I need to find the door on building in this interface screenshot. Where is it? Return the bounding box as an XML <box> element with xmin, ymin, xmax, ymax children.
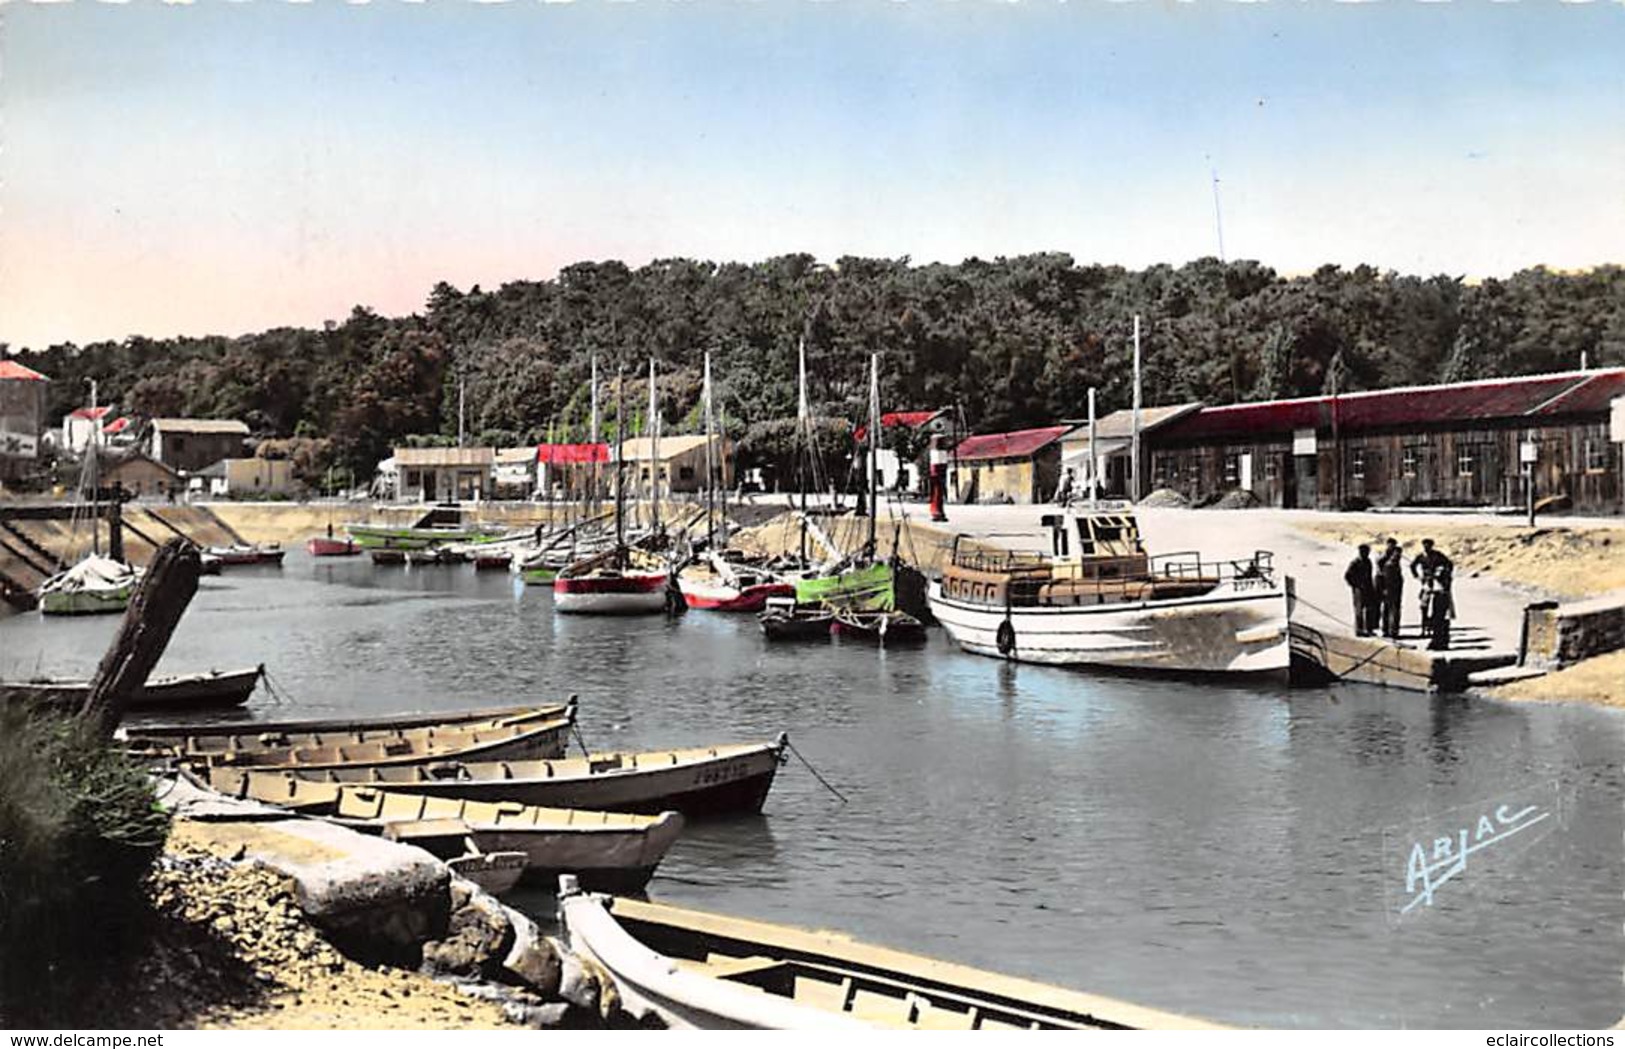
<box><xmin>1239</xmin><ymin>453</ymin><xmax>1254</xmax><ymax>493</ymax></box>
<box><xmin>1294</xmin><ymin>455</ymin><xmax>1318</xmax><ymax>509</ymax></box>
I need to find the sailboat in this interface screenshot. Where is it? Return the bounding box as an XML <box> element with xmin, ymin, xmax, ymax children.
<box><xmin>553</xmin><ymin>364</ymin><xmax>673</xmax><ymax>615</ymax></box>
<box><xmin>39</xmin><ymin>385</ymin><xmax>141</xmax><ymax>615</ymax></box>
<box><xmin>679</xmin><ymin>352</ymin><xmax>795</xmax><ymax>612</ymax></box>
<box><xmin>789</xmin><ymin>352</ymin><xmax>897</xmax><ymax>612</ymax></box>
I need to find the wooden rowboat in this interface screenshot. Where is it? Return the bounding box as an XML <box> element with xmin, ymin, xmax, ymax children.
<box><xmin>557</xmin><ymin>880</ymin><xmax>1226</xmax><ymax>1030</ymax></box>
<box><xmin>758</xmin><ymin>599</ymin><xmax>834</xmax><ymax>642</ymax></box>
<box><xmin>126</xmin><ymin>700</ymin><xmax>572</xmax><ymax>741</ymax></box>
<box><xmin>830</xmin><ymin>609</ymin><xmax>928</xmax><ymax>646</ymax></box>
<box><xmin>148</xmin><ymin>703</ymin><xmax>577</xmax><ymax>770</ymax></box>
<box><xmin>211</xmin><ymin>735</ymin><xmax>788</xmax><ymax>818</ymax></box>
<box><xmin>213</xmin><ymin>774</ymin><xmax>683</xmax><ymax>893</ymax></box>
<box><xmin>2</xmin><ymin>665</ymin><xmax>263</xmax><ymax>712</ymax></box>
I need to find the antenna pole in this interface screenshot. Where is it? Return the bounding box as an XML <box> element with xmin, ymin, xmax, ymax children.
<box><xmin>1210</xmin><ymin>167</ymin><xmax>1227</xmax><ymax>262</ymax></box>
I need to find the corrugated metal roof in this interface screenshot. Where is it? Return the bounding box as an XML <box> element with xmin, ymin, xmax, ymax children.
<box><xmin>954</xmin><ymin>425</ymin><xmax>1070</xmax><ymax>462</ymax></box>
<box><xmin>537</xmin><ymin>443</ymin><xmax>610</xmax><ymax>464</ymax></box>
<box><xmin>1155</xmin><ymin>369</ymin><xmax>1625</xmax><ymax>443</ymax></box>
<box><xmin>1061</xmin><ymin>403</ymin><xmax>1202</xmax><ymax>442</ymax></box>
<box><xmin>0</xmin><ymin>360</ymin><xmax>48</xmax><ymax>382</ymax></box>
<box><xmin>69</xmin><ymin>406</ymin><xmax>113</xmax><ymax>420</ymax></box>
<box><xmin>151</xmin><ymin>418</ymin><xmax>251</xmax><ymax>435</ymax></box>
<box><xmin>494</xmin><ymin>446</ymin><xmax>539</xmax><ymax>464</ymax></box>
<box><xmin>393</xmin><ymin>446</ymin><xmax>495</xmax><ymax>467</ymax></box>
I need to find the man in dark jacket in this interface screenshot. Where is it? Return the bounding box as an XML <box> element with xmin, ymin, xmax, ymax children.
<box><xmin>1377</xmin><ymin>538</ymin><xmax>1405</xmax><ymax>639</ymax></box>
<box><xmin>1410</xmin><ymin>538</ymin><xmax>1455</xmax><ymax>649</ymax></box>
<box><xmin>1344</xmin><ymin>543</ymin><xmax>1377</xmax><ymax>637</ymax></box>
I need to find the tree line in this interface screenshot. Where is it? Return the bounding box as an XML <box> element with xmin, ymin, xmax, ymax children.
<box><xmin>8</xmin><ymin>255</ymin><xmax>1624</xmax><ymax>488</ymax></box>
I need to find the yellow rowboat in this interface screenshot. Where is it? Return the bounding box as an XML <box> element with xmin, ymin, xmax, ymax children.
<box><xmin>124</xmin><ymin>700</ymin><xmax>574</xmax><ymax>748</ymax></box>
<box><xmin>212</xmin><ymin>772</ymin><xmax>682</xmax><ymax>893</ymax></box>
<box><xmin>213</xmin><ymin>736</ymin><xmax>788</xmax><ymax>818</ymax></box>
<box><xmin>557</xmin><ymin>879</ymin><xmax>1226</xmax><ymax>1030</ymax></box>
<box><xmin>128</xmin><ymin>701</ymin><xmax>575</xmax><ymax>763</ymax></box>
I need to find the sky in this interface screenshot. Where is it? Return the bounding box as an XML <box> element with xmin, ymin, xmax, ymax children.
<box><xmin>2</xmin><ymin>0</ymin><xmax>1623</xmax><ymax>350</ymax></box>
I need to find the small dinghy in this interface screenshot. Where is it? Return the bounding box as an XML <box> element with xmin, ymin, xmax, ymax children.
<box><xmin>207</xmin><ymin>543</ymin><xmax>286</xmax><ymax>566</ymax></box>
<box><xmin>830</xmin><ymin>608</ymin><xmax>928</xmax><ymax>646</ymax></box>
<box><xmin>758</xmin><ymin>597</ymin><xmax>834</xmax><ymax>641</ymax></box>
<box><xmin>3</xmin><ymin>665</ymin><xmax>263</xmax><ymax>712</ymax></box>
<box><xmin>38</xmin><ymin>554</ymin><xmax>141</xmax><ymax>616</ymax></box>
<box><xmin>214</xmin><ymin>735</ymin><xmax>789</xmax><ymax>818</ymax></box>
<box><xmin>557</xmin><ymin>880</ymin><xmax>1226</xmax><ymax>1030</ymax></box>
<box><xmin>307</xmin><ymin>536</ymin><xmax>361</xmax><ymax>557</ymax></box>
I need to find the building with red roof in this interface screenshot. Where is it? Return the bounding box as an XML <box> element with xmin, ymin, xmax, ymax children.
<box><xmin>951</xmin><ymin>425</ymin><xmax>1071</xmax><ymax>505</ymax></box>
<box><xmin>1145</xmin><ymin>368</ymin><xmax>1625</xmax><ymax>513</ymax></box>
<box><xmin>0</xmin><ymin>359</ymin><xmax>49</xmax><ymax>482</ymax></box>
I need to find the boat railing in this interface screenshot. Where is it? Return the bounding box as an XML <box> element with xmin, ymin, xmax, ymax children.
<box><xmin>1150</xmin><ymin>550</ymin><xmax>1276</xmax><ymax>587</ymax></box>
<box><xmin>948</xmin><ymin>537</ymin><xmax>1051</xmax><ymax>574</ymax></box>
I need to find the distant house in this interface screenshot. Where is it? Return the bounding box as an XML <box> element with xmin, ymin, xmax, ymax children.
<box><xmin>494</xmin><ymin>447</ymin><xmax>540</xmax><ymax>498</ymax></box>
<box><xmin>536</xmin><ymin>443</ymin><xmax>610</xmax><ymax>501</ymax></box>
<box><xmin>1058</xmin><ymin>403</ymin><xmax>1202</xmax><ymax>499</ymax></box>
<box><xmin>854</xmin><ymin>409</ymin><xmax>956</xmax><ymax>493</ymax></box>
<box><xmin>951</xmin><ymin>425</ymin><xmax>1070</xmax><ymax>505</ymax></box>
<box><xmin>148</xmin><ymin>418</ymin><xmax>251</xmax><ymax>473</ymax></box>
<box><xmin>99</xmin><ymin>451</ymin><xmax>181</xmax><ymax>500</ymax></box>
<box><xmin>1145</xmin><ymin>368</ymin><xmax>1625</xmax><ymax>513</ymax></box>
<box><xmin>0</xmin><ymin>359</ymin><xmax>48</xmax><ymax>482</ymax></box>
<box><xmin>192</xmin><ymin>458</ymin><xmax>295</xmax><ymax>498</ymax></box>
<box><xmin>62</xmin><ymin>405</ymin><xmax>113</xmax><ymax>455</ymax></box>
<box><xmin>618</xmin><ymin>434</ymin><xmax>731</xmax><ymax>496</ymax></box>
<box><xmin>394</xmin><ymin>446</ymin><xmax>495</xmax><ymax>502</ymax></box>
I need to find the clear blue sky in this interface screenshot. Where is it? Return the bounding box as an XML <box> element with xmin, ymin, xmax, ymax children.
<box><xmin>2</xmin><ymin>1</ymin><xmax>1622</xmax><ymax>350</ymax></box>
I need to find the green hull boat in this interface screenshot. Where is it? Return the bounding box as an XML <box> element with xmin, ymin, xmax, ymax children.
<box><xmin>793</xmin><ymin>561</ymin><xmax>894</xmax><ymax>611</ymax></box>
<box><xmin>345</xmin><ymin>523</ymin><xmax>505</xmax><ymax>551</ymax></box>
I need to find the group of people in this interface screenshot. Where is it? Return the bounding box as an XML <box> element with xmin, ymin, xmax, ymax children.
<box><xmin>1344</xmin><ymin>537</ymin><xmax>1456</xmax><ymax>650</ymax></box>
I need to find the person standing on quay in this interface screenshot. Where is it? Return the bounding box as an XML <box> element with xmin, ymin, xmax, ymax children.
<box><xmin>1377</xmin><ymin>537</ymin><xmax>1405</xmax><ymax>640</ymax></box>
<box><xmin>1410</xmin><ymin>538</ymin><xmax>1455</xmax><ymax>650</ymax></box>
<box><xmin>1344</xmin><ymin>543</ymin><xmax>1377</xmax><ymax>637</ymax></box>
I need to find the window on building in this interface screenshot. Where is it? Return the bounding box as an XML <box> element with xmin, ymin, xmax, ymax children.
<box><xmin>1350</xmin><ymin>449</ymin><xmax>1366</xmax><ymax>481</ymax></box>
<box><xmin>1402</xmin><ymin>446</ymin><xmax>1420</xmax><ymax>479</ymax></box>
<box><xmin>1223</xmin><ymin>454</ymin><xmax>1239</xmax><ymax>485</ymax></box>
<box><xmin>678</xmin><ymin>466</ymin><xmax>695</xmax><ymax>481</ymax></box>
<box><xmin>173</xmin><ymin>436</ymin><xmax>186</xmax><ymax>453</ymax></box>
<box><xmin>1585</xmin><ymin>439</ymin><xmax>1609</xmax><ymax>474</ymax></box>
<box><xmin>1154</xmin><ymin>456</ymin><xmax>1174</xmax><ymax>485</ymax></box>
<box><xmin>1264</xmin><ymin>455</ymin><xmax>1279</xmax><ymax>481</ymax></box>
<box><xmin>1457</xmin><ymin>445</ymin><xmax>1480</xmax><ymax>477</ymax></box>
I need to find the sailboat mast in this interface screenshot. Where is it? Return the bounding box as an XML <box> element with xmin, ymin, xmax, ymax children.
<box><xmin>648</xmin><ymin>358</ymin><xmax>661</xmax><ymax>533</ymax></box>
<box><xmin>867</xmin><ymin>352</ymin><xmax>879</xmax><ymax>556</ymax></box>
<box><xmin>703</xmin><ymin>352</ymin><xmax>715</xmax><ymax>549</ymax></box>
<box><xmin>89</xmin><ymin>379</ymin><xmax>100</xmax><ymax>556</ymax></box>
<box><xmin>590</xmin><ymin>356</ymin><xmax>600</xmax><ymax>517</ymax></box>
<box><xmin>614</xmin><ymin>369</ymin><xmax>626</xmax><ymax>553</ymax></box>
<box><xmin>797</xmin><ymin>338</ymin><xmax>809</xmax><ymax>563</ymax></box>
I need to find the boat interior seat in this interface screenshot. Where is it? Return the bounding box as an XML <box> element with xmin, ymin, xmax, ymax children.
<box><xmin>792</xmin><ymin>975</ymin><xmax>852</xmax><ymax>1012</ymax></box>
<box><xmin>590</xmin><ymin>757</ymin><xmax>625</xmax><ymax>773</ymax></box>
<box><xmin>850</xmin><ymin>988</ymin><xmax>913</xmax><ymax>1026</ymax></box>
<box><xmin>913</xmin><ymin>1002</ymin><xmax>977</xmax><ymax>1030</ymax></box>
<box><xmin>684</xmin><ymin>953</ymin><xmax>783</xmax><ymax>981</ymax></box>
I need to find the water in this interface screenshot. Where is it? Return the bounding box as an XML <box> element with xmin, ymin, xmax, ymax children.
<box><xmin>3</xmin><ymin>552</ymin><xmax>1621</xmax><ymax>1028</ymax></box>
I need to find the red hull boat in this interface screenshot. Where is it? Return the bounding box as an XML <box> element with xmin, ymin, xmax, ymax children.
<box><xmin>307</xmin><ymin>536</ymin><xmax>361</xmax><ymax>557</ymax></box>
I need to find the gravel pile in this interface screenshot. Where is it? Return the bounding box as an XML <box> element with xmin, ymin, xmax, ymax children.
<box><xmin>1138</xmin><ymin>487</ymin><xmax>1191</xmax><ymax>508</ymax></box>
<box><xmin>1210</xmin><ymin>489</ymin><xmax>1263</xmax><ymax>510</ymax></box>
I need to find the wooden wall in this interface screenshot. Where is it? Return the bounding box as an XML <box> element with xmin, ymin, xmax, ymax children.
<box><xmin>1147</xmin><ymin>419</ymin><xmax>1621</xmax><ymax>514</ymax></box>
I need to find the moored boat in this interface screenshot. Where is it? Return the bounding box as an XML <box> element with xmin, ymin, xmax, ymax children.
<box><xmin>212</xmin><ymin>735</ymin><xmax>789</xmax><ymax>817</ymax></box>
<box><xmin>370</xmin><ymin>548</ymin><xmax>407</xmax><ymax>565</ymax></box>
<box><xmin>206</xmin><ymin>543</ymin><xmax>286</xmax><ymax>566</ymax></box>
<box><xmin>554</xmin><ymin>545</ymin><xmax>671</xmax><ymax>615</ymax></box>
<box><xmin>151</xmin><ymin>703</ymin><xmax>577</xmax><ymax>770</ymax></box>
<box><xmin>2</xmin><ymin>664</ymin><xmax>263</xmax><ymax>712</ymax></box>
<box><xmin>758</xmin><ymin>598</ymin><xmax>834</xmax><ymax>641</ymax></box>
<box><xmin>472</xmin><ymin>551</ymin><xmax>512</xmax><ymax>571</ymax></box>
<box><xmin>679</xmin><ymin>553</ymin><xmax>794</xmax><ymax>612</ymax></box>
<box><xmin>830</xmin><ymin>608</ymin><xmax>927</xmax><ymax>645</ymax></box>
<box><xmin>557</xmin><ymin>879</ymin><xmax>1224</xmax><ymax>1030</ymax></box>
<box><xmin>307</xmin><ymin>536</ymin><xmax>361</xmax><ymax>557</ymax></box>
<box><xmin>38</xmin><ymin>554</ymin><xmax>141</xmax><ymax>616</ymax></box>
<box><xmin>125</xmin><ymin>699</ymin><xmax>573</xmax><ymax>742</ymax></box>
<box><xmin>927</xmin><ymin>510</ymin><xmax>1289</xmax><ymax>676</ymax></box>
<box><xmin>345</xmin><ymin>522</ymin><xmax>506</xmax><ymax>551</ymax></box>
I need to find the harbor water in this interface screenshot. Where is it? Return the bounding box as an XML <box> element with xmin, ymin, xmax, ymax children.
<box><xmin>3</xmin><ymin>552</ymin><xmax>1620</xmax><ymax>1028</ymax></box>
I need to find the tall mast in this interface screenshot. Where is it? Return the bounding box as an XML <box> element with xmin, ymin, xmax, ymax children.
<box><xmin>1087</xmin><ymin>386</ymin><xmax>1098</xmax><ymax>510</ymax></box>
<box><xmin>797</xmin><ymin>337</ymin><xmax>810</xmax><ymax>563</ymax></box>
<box><xmin>648</xmin><ymin>357</ymin><xmax>661</xmax><ymax>533</ymax></box>
<box><xmin>614</xmin><ymin>369</ymin><xmax>626</xmax><ymax>554</ymax></box>
<box><xmin>89</xmin><ymin>379</ymin><xmax>100</xmax><ymax>556</ymax></box>
<box><xmin>544</xmin><ymin>418</ymin><xmax>554</xmax><ymax>524</ymax></box>
<box><xmin>703</xmin><ymin>351</ymin><xmax>715</xmax><ymax>549</ymax></box>
<box><xmin>866</xmin><ymin>352</ymin><xmax>879</xmax><ymax>557</ymax></box>
<box><xmin>589</xmin><ymin>356</ymin><xmax>600</xmax><ymax>516</ymax></box>
<box><xmin>1131</xmin><ymin>314</ymin><xmax>1142</xmax><ymax>505</ymax></box>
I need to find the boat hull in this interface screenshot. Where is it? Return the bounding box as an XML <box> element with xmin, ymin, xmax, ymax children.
<box><xmin>38</xmin><ymin>585</ymin><xmax>133</xmax><ymax>616</ymax></box>
<box><xmin>306</xmin><ymin>743</ymin><xmax>785</xmax><ymax>818</ymax></box>
<box><xmin>2</xmin><ymin>666</ymin><xmax>262</xmax><ymax>711</ymax></box>
<box><xmin>681</xmin><ymin>579</ymin><xmax>795</xmax><ymax>612</ymax></box>
<box><xmin>554</xmin><ymin>573</ymin><xmax>669</xmax><ymax>614</ymax></box>
<box><xmin>306</xmin><ymin>537</ymin><xmax>360</xmax><ymax>557</ymax></box>
<box><xmin>927</xmin><ymin>580</ymin><xmax>1290</xmax><ymax>675</ymax></box>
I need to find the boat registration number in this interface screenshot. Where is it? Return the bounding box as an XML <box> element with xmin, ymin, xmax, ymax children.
<box><xmin>694</xmin><ymin>759</ymin><xmax>751</xmax><ymax>787</ymax></box>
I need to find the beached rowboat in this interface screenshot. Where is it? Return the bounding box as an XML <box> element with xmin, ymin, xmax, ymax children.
<box><xmin>2</xmin><ymin>665</ymin><xmax>263</xmax><ymax>712</ymax></box>
<box><xmin>126</xmin><ymin>700</ymin><xmax>572</xmax><ymax>742</ymax></box>
<box><xmin>149</xmin><ymin>703</ymin><xmax>576</xmax><ymax>770</ymax></box>
<box><xmin>211</xmin><ymin>735</ymin><xmax>788</xmax><ymax>818</ymax></box>
<box><xmin>557</xmin><ymin>880</ymin><xmax>1226</xmax><ymax>1030</ymax></box>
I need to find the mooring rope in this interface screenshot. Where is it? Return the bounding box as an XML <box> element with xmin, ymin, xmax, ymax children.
<box><xmin>260</xmin><ymin>667</ymin><xmax>299</xmax><ymax>708</ymax></box>
<box><xmin>571</xmin><ymin>721</ymin><xmax>592</xmax><ymax>758</ymax></box>
<box><xmin>784</xmin><ymin>737</ymin><xmax>849</xmax><ymax>804</ymax></box>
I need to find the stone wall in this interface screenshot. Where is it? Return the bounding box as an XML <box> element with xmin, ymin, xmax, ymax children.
<box><xmin>1521</xmin><ymin>591</ymin><xmax>1625</xmax><ymax>669</ymax></box>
